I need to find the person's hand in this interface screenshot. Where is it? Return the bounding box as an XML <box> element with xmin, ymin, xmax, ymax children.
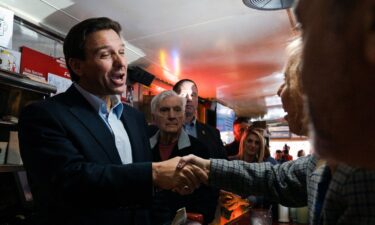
<box><xmin>172</xmin><ymin>163</ymin><xmax>207</xmax><ymax>195</ymax></box>
<box><xmin>220</xmin><ymin>190</ymin><xmax>250</xmax><ymax>211</ymax></box>
<box><xmin>179</xmin><ymin>154</ymin><xmax>211</xmax><ymax>184</ymax></box>
<box><xmin>152</xmin><ymin>157</ymin><xmax>201</xmax><ymax>195</ymax></box>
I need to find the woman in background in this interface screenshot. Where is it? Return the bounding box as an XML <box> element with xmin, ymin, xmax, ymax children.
<box><xmin>218</xmin><ymin>128</ymin><xmax>271</xmax><ymax>224</ymax></box>
<box><xmin>234</xmin><ymin>128</ymin><xmax>265</xmax><ymax>163</ymax></box>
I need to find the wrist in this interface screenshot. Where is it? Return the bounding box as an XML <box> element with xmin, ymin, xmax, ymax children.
<box><xmin>205</xmin><ymin>159</ymin><xmax>211</xmax><ymax>173</ymax></box>
<box><xmin>152</xmin><ymin>162</ymin><xmax>161</xmax><ymax>187</ymax></box>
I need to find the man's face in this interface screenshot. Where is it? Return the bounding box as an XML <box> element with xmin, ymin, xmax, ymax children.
<box><xmin>72</xmin><ymin>29</ymin><xmax>127</xmax><ymax>98</ymax></box>
<box><xmin>177</xmin><ymin>81</ymin><xmax>198</xmax><ymax>119</ymax></box>
<box><xmin>233</xmin><ymin>122</ymin><xmax>249</xmax><ymax>142</ymax></box>
<box><xmin>296</xmin><ymin>0</ymin><xmax>375</xmax><ymax>167</ymax></box>
<box><xmin>153</xmin><ymin>96</ymin><xmax>185</xmax><ymax>134</ymax></box>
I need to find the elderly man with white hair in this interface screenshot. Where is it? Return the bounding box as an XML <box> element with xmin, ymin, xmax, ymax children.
<box><xmin>149</xmin><ymin>90</ymin><xmax>218</xmax><ymax>225</ymax></box>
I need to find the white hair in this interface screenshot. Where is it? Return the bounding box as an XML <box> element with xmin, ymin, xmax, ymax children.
<box><xmin>150</xmin><ymin>90</ymin><xmax>186</xmax><ymax>114</ymax></box>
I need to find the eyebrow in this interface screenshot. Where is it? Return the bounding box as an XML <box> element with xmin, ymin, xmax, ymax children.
<box><xmin>92</xmin><ymin>43</ymin><xmax>125</xmax><ymax>54</ymax></box>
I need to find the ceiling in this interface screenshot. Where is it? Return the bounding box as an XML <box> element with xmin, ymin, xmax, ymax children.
<box><xmin>0</xmin><ymin>0</ymin><xmax>295</xmax><ymax>119</ymax></box>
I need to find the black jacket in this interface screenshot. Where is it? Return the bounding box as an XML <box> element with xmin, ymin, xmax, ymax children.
<box><xmin>19</xmin><ymin>85</ymin><xmax>153</xmax><ymax>225</ymax></box>
<box><xmin>150</xmin><ymin>130</ymin><xmax>219</xmax><ymax>225</ymax></box>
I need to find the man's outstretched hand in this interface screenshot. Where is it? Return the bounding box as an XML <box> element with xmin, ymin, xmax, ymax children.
<box><xmin>152</xmin><ymin>155</ymin><xmax>211</xmax><ymax>195</ymax></box>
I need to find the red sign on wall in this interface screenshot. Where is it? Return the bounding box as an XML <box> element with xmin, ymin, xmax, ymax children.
<box><xmin>20</xmin><ymin>46</ymin><xmax>70</xmax><ymax>81</ymax></box>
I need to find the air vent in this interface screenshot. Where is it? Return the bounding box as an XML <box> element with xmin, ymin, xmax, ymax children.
<box><xmin>242</xmin><ymin>0</ymin><xmax>294</xmax><ymax>10</ymax></box>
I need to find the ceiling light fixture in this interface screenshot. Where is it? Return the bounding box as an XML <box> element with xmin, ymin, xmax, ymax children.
<box><xmin>242</xmin><ymin>0</ymin><xmax>294</xmax><ymax>10</ymax></box>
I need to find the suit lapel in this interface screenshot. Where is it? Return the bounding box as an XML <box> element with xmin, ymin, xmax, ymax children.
<box><xmin>66</xmin><ymin>86</ymin><xmax>121</xmax><ymax>164</ymax></box>
<box><xmin>196</xmin><ymin>122</ymin><xmax>207</xmax><ymax>140</ymax></box>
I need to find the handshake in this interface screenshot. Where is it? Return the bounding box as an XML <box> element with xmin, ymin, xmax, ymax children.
<box><xmin>152</xmin><ymin>155</ymin><xmax>211</xmax><ymax>195</ymax></box>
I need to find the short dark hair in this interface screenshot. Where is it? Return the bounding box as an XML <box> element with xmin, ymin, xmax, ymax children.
<box><xmin>233</xmin><ymin>117</ymin><xmax>249</xmax><ymax>126</ymax></box>
<box><xmin>173</xmin><ymin>79</ymin><xmax>197</xmax><ymax>94</ymax></box>
<box><xmin>63</xmin><ymin>17</ymin><xmax>122</xmax><ymax>82</ymax></box>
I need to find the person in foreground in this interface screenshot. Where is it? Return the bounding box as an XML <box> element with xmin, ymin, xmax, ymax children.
<box><xmin>180</xmin><ymin>35</ymin><xmax>375</xmax><ymax>225</ymax></box>
<box><xmin>18</xmin><ymin>17</ymin><xmax>199</xmax><ymax>225</ymax></box>
<box><xmin>150</xmin><ymin>90</ymin><xmax>218</xmax><ymax>225</ymax></box>
<box><xmin>295</xmin><ymin>0</ymin><xmax>375</xmax><ymax>169</ymax></box>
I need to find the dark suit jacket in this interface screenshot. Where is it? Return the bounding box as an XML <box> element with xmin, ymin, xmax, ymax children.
<box><xmin>18</xmin><ymin>86</ymin><xmax>153</xmax><ymax>225</ymax></box>
<box><xmin>224</xmin><ymin>140</ymin><xmax>240</xmax><ymax>158</ymax></box>
<box><xmin>195</xmin><ymin>121</ymin><xmax>227</xmax><ymax>159</ymax></box>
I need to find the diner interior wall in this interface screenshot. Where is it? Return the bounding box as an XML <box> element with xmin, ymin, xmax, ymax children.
<box><xmin>12</xmin><ymin>18</ymin><xmax>64</xmax><ymax>58</ymax></box>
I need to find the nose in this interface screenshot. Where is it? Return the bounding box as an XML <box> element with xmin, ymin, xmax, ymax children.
<box><xmin>113</xmin><ymin>53</ymin><xmax>127</xmax><ymax>69</ymax></box>
<box><xmin>180</xmin><ymin>93</ymin><xmax>192</xmax><ymax>101</ymax></box>
<box><xmin>168</xmin><ymin>109</ymin><xmax>177</xmax><ymax>118</ymax></box>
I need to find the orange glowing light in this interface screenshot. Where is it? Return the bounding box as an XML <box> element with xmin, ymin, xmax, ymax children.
<box><xmin>159</xmin><ymin>49</ymin><xmax>180</xmax><ymax>83</ymax></box>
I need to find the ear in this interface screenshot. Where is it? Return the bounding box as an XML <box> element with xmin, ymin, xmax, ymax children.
<box><xmin>364</xmin><ymin>3</ymin><xmax>375</xmax><ymax>64</ymax></box>
<box><xmin>68</xmin><ymin>58</ymin><xmax>83</xmax><ymax>77</ymax></box>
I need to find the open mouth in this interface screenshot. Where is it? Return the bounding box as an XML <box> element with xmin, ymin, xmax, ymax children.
<box><xmin>110</xmin><ymin>73</ymin><xmax>125</xmax><ymax>85</ymax></box>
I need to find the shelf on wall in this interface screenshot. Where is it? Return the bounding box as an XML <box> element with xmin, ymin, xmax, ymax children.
<box><xmin>0</xmin><ymin>120</ymin><xmax>17</xmax><ymax>127</ymax></box>
<box><xmin>0</xmin><ymin>165</ymin><xmax>24</xmax><ymax>173</ymax></box>
<box><xmin>0</xmin><ymin>68</ymin><xmax>57</xmax><ymax>95</ymax></box>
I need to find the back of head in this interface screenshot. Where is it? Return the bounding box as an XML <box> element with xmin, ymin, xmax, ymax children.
<box><xmin>283</xmin><ymin>36</ymin><xmax>308</xmax><ymax>136</ymax></box>
<box><xmin>295</xmin><ymin>0</ymin><xmax>375</xmax><ymax>168</ymax></box>
<box><xmin>233</xmin><ymin>117</ymin><xmax>249</xmax><ymax>126</ymax></box>
<box><xmin>63</xmin><ymin>17</ymin><xmax>122</xmax><ymax>83</ymax></box>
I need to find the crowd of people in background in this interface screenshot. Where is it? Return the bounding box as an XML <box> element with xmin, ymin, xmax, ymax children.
<box><xmin>226</xmin><ymin>118</ymin><xmax>305</xmax><ymax>165</ymax></box>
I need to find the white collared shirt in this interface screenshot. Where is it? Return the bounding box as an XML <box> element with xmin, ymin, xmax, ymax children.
<box><xmin>74</xmin><ymin>83</ymin><xmax>133</xmax><ymax>164</ymax></box>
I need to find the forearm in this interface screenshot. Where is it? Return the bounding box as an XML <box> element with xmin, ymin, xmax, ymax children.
<box><xmin>209</xmin><ymin>156</ymin><xmax>312</xmax><ymax>206</ymax></box>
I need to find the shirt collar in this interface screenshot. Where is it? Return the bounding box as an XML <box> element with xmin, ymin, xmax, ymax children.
<box><xmin>149</xmin><ymin>129</ymin><xmax>191</xmax><ymax>150</ymax></box>
<box><xmin>185</xmin><ymin>117</ymin><xmax>197</xmax><ymax>127</ymax></box>
<box><xmin>74</xmin><ymin>83</ymin><xmax>123</xmax><ymax>119</ymax></box>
